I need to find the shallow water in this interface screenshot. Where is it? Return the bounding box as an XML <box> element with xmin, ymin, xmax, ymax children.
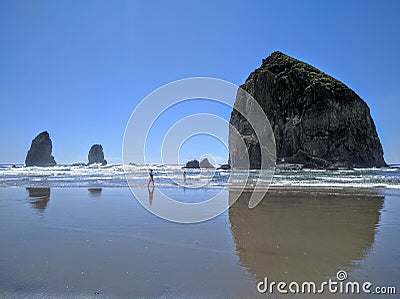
<box><xmin>1</xmin><ymin>164</ymin><xmax>400</xmax><ymax>189</ymax></box>
<box><xmin>0</xmin><ymin>187</ymin><xmax>399</xmax><ymax>298</ymax></box>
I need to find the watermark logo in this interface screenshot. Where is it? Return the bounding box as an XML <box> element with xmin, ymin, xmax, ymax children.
<box><xmin>257</xmin><ymin>270</ymin><xmax>396</xmax><ymax>295</ymax></box>
<box><xmin>122</xmin><ymin>77</ymin><xmax>276</xmax><ymax>223</ymax></box>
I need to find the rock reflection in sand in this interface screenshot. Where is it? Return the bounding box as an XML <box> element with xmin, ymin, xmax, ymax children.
<box><xmin>26</xmin><ymin>187</ymin><xmax>51</xmax><ymax>212</ymax></box>
<box><xmin>229</xmin><ymin>189</ymin><xmax>384</xmax><ymax>282</ymax></box>
<box><xmin>88</xmin><ymin>188</ymin><xmax>103</xmax><ymax>197</ymax></box>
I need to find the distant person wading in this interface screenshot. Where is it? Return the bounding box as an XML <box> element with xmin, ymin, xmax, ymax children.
<box><xmin>148</xmin><ymin>169</ymin><xmax>154</xmax><ymax>187</ymax></box>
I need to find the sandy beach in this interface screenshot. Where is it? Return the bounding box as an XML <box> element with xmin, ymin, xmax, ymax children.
<box><xmin>1</xmin><ymin>1</ymin><xmax>400</xmax><ymax>298</ymax></box>
<box><xmin>0</xmin><ymin>186</ymin><xmax>399</xmax><ymax>298</ymax></box>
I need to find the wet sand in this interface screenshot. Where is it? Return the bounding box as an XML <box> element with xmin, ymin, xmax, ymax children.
<box><xmin>0</xmin><ymin>187</ymin><xmax>399</xmax><ymax>298</ymax></box>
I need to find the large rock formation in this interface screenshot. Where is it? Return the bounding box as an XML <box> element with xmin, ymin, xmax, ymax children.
<box><xmin>229</xmin><ymin>51</ymin><xmax>387</xmax><ymax>168</ymax></box>
<box><xmin>88</xmin><ymin>144</ymin><xmax>107</xmax><ymax>165</ymax></box>
<box><xmin>25</xmin><ymin>131</ymin><xmax>57</xmax><ymax>167</ymax></box>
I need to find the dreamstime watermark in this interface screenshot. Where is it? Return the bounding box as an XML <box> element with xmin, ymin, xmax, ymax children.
<box><xmin>122</xmin><ymin>77</ymin><xmax>276</xmax><ymax>223</ymax></box>
<box><xmin>257</xmin><ymin>270</ymin><xmax>397</xmax><ymax>295</ymax></box>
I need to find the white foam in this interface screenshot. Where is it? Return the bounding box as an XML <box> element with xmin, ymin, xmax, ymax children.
<box><xmin>0</xmin><ymin>164</ymin><xmax>399</xmax><ymax>189</ymax></box>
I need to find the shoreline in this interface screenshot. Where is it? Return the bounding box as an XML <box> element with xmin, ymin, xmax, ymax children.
<box><xmin>1</xmin><ymin>163</ymin><xmax>399</xmax><ymax>190</ymax></box>
<box><xmin>0</xmin><ymin>186</ymin><xmax>399</xmax><ymax>297</ymax></box>
<box><xmin>2</xmin><ymin>184</ymin><xmax>398</xmax><ymax>192</ymax></box>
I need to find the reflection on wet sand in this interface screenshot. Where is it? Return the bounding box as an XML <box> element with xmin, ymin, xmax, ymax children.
<box><xmin>26</xmin><ymin>188</ymin><xmax>51</xmax><ymax>212</ymax></box>
<box><xmin>229</xmin><ymin>189</ymin><xmax>384</xmax><ymax>282</ymax></box>
<box><xmin>148</xmin><ymin>186</ymin><xmax>154</xmax><ymax>205</ymax></box>
<box><xmin>88</xmin><ymin>188</ymin><xmax>102</xmax><ymax>197</ymax></box>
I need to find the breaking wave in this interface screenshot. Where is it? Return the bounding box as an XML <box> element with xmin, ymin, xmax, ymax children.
<box><xmin>0</xmin><ymin>164</ymin><xmax>399</xmax><ymax>189</ymax></box>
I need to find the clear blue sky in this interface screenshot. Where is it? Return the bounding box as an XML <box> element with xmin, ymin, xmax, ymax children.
<box><xmin>1</xmin><ymin>0</ymin><xmax>399</xmax><ymax>164</ymax></box>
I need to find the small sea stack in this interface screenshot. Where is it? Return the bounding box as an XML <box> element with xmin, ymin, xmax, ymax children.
<box><xmin>88</xmin><ymin>144</ymin><xmax>107</xmax><ymax>165</ymax></box>
<box><xmin>217</xmin><ymin>164</ymin><xmax>231</xmax><ymax>170</ymax></box>
<box><xmin>183</xmin><ymin>159</ymin><xmax>200</xmax><ymax>169</ymax></box>
<box><xmin>199</xmin><ymin>158</ymin><xmax>215</xmax><ymax>168</ymax></box>
<box><xmin>25</xmin><ymin>131</ymin><xmax>57</xmax><ymax>167</ymax></box>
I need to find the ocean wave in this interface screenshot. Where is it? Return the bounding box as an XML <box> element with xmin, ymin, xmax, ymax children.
<box><xmin>0</xmin><ymin>164</ymin><xmax>399</xmax><ymax>189</ymax></box>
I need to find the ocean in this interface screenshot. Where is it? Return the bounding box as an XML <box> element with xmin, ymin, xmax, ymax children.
<box><xmin>1</xmin><ymin>163</ymin><xmax>399</xmax><ymax>189</ymax></box>
<box><xmin>1</xmin><ymin>164</ymin><xmax>399</xmax><ymax>298</ymax></box>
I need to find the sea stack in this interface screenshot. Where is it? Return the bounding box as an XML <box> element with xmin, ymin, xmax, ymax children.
<box><xmin>183</xmin><ymin>159</ymin><xmax>200</xmax><ymax>169</ymax></box>
<box><xmin>88</xmin><ymin>144</ymin><xmax>107</xmax><ymax>165</ymax></box>
<box><xmin>229</xmin><ymin>51</ymin><xmax>387</xmax><ymax>169</ymax></box>
<box><xmin>25</xmin><ymin>131</ymin><xmax>57</xmax><ymax>167</ymax></box>
<box><xmin>199</xmin><ymin>158</ymin><xmax>215</xmax><ymax>168</ymax></box>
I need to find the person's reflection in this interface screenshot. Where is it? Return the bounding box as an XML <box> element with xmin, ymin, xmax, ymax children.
<box><xmin>148</xmin><ymin>185</ymin><xmax>154</xmax><ymax>205</ymax></box>
<box><xmin>26</xmin><ymin>187</ymin><xmax>51</xmax><ymax>212</ymax></box>
<box><xmin>88</xmin><ymin>188</ymin><xmax>102</xmax><ymax>197</ymax></box>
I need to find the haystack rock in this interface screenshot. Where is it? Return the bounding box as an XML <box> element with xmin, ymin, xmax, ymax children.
<box><xmin>88</xmin><ymin>144</ymin><xmax>107</xmax><ymax>165</ymax></box>
<box><xmin>229</xmin><ymin>51</ymin><xmax>387</xmax><ymax>169</ymax></box>
<box><xmin>199</xmin><ymin>158</ymin><xmax>215</xmax><ymax>168</ymax></box>
<box><xmin>25</xmin><ymin>131</ymin><xmax>57</xmax><ymax>167</ymax></box>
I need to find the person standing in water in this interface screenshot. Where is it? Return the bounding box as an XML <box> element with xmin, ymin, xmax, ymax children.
<box><xmin>148</xmin><ymin>169</ymin><xmax>154</xmax><ymax>187</ymax></box>
<box><xmin>183</xmin><ymin>171</ymin><xmax>187</xmax><ymax>183</ymax></box>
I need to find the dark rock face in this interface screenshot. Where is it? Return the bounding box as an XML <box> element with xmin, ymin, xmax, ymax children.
<box><xmin>25</xmin><ymin>131</ymin><xmax>57</xmax><ymax>167</ymax></box>
<box><xmin>183</xmin><ymin>160</ymin><xmax>200</xmax><ymax>168</ymax></box>
<box><xmin>88</xmin><ymin>144</ymin><xmax>107</xmax><ymax>165</ymax></box>
<box><xmin>229</xmin><ymin>51</ymin><xmax>386</xmax><ymax>168</ymax></box>
<box><xmin>217</xmin><ymin>164</ymin><xmax>231</xmax><ymax>170</ymax></box>
<box><xmin>71</xmin><ymin>162</ymin><xmax>86</xmax><ymax>166</ymax></box>
<box><xmin>199</xmin><ymin>158</ymin><xmax>214</xmax><ymax>168</ymax></box>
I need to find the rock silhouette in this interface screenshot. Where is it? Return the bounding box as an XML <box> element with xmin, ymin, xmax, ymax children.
<box><xmin>217</xmin><ymin>164</ymin><xmax>231</xmax><ymax>170</ymax></box>
<box><xmin>25</xmin><ymin>131</ymin><xmax>57</xmax><ymax>167</ymax></box>
<box><xmin>183</xmin><ymin>160</ymin><xmax>200</xmax><ymax>168</ymax></box>
<box><xmin>229</xmin><ymin>51</ymin><xmax>386</xmax><ymax>168</ymax></box>
<box><xmin>199</xmin><ymin>158</ymin><xmax>214</xmax><ymax>168</ymax></box>
<box><xmin>88</xmin><ymin>144</ymin><xmax>107</xmax><ymax>165</ymax></box>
